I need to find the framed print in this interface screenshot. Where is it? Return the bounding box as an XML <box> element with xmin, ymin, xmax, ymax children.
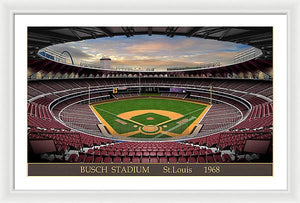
<box><xmin>25</xmin><ymin>24</ymin><xmax>275</xmax><ymax>177</ymax></box>
<box><xmin>0</xmin><ymin>0</ymin><xmax>299</xmax><ymax>202</ymax></box>
<box><xmin>17</xmin><ymin>14</ymin><xmax>285</xmax><ymax>188</ymax></box>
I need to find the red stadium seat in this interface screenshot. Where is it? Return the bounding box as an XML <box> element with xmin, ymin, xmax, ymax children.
<box><xmin>157</xmin><ymin>151</ymin><xmax>164</xmax><ymax>156</ymax></box>
<box><xmin>149</xmin><ymin>151</ymin><xmax>156</xmax><ymax>156</ymax></box>
<box><xmin>197</xmin><ymin>156</ymin><xmax>206</xmax><ymax>163</ymax></box>
<box><xmin>141</xmin><ymin>157</ymin><xmax>150</xmax><ymax>163</ymax></box>
<box><xmin>188</xmin><ymin>156</ymin><xmax>197</xmax><ymax>163</ymax></box>
<box><xmin>76</xmin><ymin>154</ymin><xmax>86</xmax><ymax>162</ymax></box>
<box><xmin>206</xmin><ymin>156</ymin><xmax>215</xmax><ymax>163</ymax></box>
<box><xmin>87</xmin><ymin>149</ymin><xmax>94</xmax><ymax>154</ymax></box>
<box><xmin>122</xmin><ymin>157</ymin><xmax>131</xmax><ymax>163</ymax></box>
<box><xmin>67</xmin><ymin>154</ymin><xmax>78</xmax><ymax>162</ymax></box>
<box><xmin>199</xmin><ymin>149</ymin><xmax>206</xmax><ymax>155</ymax></box>
<box><xmin>128</xmin><ymin>151</ymin><xmax>135</xmax><ymax>156</ymax></box>
<box><xmin>186</xmin><ymin>151</ymin><xmax>193</xmax><ymax>156</ymax></box>
<box><xmin>121</xmin><ymin>151</ymin><xmax>128</xmax><ymax>156</ymax></box>
<box><xmin>222</xmin><ymin>154</ymin><xmax>233</xmax><ymax>162</ymax></box>
<box><xmin>150</xmin><ymin>157</ymin><xmax>158</xmax><ymax>163</ymax></box>
<box><xmin>169</xmin><ymin>157</ymin><xmax>177</xmax><ymax>163</ymax></box>
<box><xmin>94</xmin><ymin>156</ymin><xmax>103</xmax><ymax>163</ymax></box>
<box><xmin>104</xmin><ymin>157</ymin><xmax>112</xmax><ymax>163</ymax></box>
<box><xmin>113</xmin><ymin>157</ymin><xmax>122</xmax><ymax>163</ymax></box>
<box><xmin>206</xmin><ymin>149</ymin><xmax>213</xmax><ymax>155</ymax></box>
<box><xmin>179</xmin><ymin>151</ymin><xmax>186</xmax><ymax>156</ymax></box>
<box><xmin>135</xmin><ymin>151</ymin><xmax>142</xmax><ymax>156</ymax></box>
<box><xmin>213</xmin><ymin>153</ymin><xmax>223</xmax><ymax>163</ymax></box>
<box><xmin>178</xmin><ymin>157</ymin><xmax>187</xmax><ymax>163</ymax></box>
<box><xmin>94</xmin><ymin>150</ymin><xmax>100</xmax><ymax>155</ymax></box>
<box><xmin>143</xmin><ymin>151</ymin><xmax>150</xmax><ymax>156</ymax></box>
<box><xmin>159</xmin><ymin>157</ymin><xmax>168</xmax><ymax>163</ymax></box>
<box><xmin>171</xmin><ymin>151</ymin><xmax>179</xmax><ymax>156</ymax></box>
<box><xmin>164</xmin><ymin>151</ymin><xmax>171</xmax><ymax>156</ymax></box>
<box><xmin>132</xmin><ymin>157</ymin><xmax>140</xmax><ymax>163</ymax></box>
<box><xmin>84</xmin><ymin>155</ymin><xmax>93</xmax><ymax>163</ymax></box>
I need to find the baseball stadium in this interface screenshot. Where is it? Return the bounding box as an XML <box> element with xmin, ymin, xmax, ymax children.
<box><xmin>27</xmin><ymin>27</ymin><xmax>273</xmax><ymax>163</ymax></box>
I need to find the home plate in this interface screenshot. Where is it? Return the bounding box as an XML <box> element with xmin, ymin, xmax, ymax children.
<box><xmin>142</xmin><ymin>125</ymin><xmax>158</xmax><ymax>132</ymax></box>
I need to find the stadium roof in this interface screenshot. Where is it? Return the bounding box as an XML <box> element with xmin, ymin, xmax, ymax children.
<box><xmin>28</xmin><ymin>27</ymin><xmax>272</xmax><ymax>61</ymax></box>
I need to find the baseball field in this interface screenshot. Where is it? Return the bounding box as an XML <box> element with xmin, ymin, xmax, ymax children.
<box><xmin>90</xmin><ymin>97</ymin><xmax>210</xmax><ymax>139</ymax></box>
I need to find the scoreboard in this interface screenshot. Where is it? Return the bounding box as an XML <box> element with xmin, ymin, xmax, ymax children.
<box><xmin>170</xmin><ymin>88</ymin><xmax>186</xmax><ymax>93</ymax></box>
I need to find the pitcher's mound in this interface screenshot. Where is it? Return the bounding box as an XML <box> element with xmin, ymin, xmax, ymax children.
<box><xmin>146</xmin><ymin>117</ymin><xmax>154</xmax><ymax>120</ymax></box>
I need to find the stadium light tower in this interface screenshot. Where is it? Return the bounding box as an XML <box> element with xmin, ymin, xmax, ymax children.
<box><xmin>210</xmin><ymin>85</ymin><xmax>213</xmax><ymax>105</ymax></box>
<box><xmin>88</xmin><ymin>85</ymin><xmax>91</xmax><ymax>105</ymax></box>
<box><xmin>139</xmin><ymin>72</ymin><xmax>141</xmax><ymax>95</ymax></box>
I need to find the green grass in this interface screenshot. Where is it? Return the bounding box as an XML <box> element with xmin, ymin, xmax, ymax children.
<box><xmin>92</xmin><ymin>108</ymin><xmax>138</xmax><ymax>134</ymax></box>
<box><xmin>140</xmin><ymin>93</ymin><xmax>161</xmax><ymax>96</ymax></box>
<box><xmin>93</xmin><ymin>98</ymin><xmax>207</xmax><ymax>138</ymax></box>
<box><xmin>131</xmin><ymin>113</ymin><xmax>170</xmax><ymax>125</ymax></box>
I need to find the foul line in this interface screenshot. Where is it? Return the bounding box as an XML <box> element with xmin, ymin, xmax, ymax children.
<box><xmin>94</xmin><ymin>106</ymin><xmax>145</xmax><ymax>126</ymax></box>
<box><xmin>155</xmin><ymin>116</ymin><xmax>197</xmax><ymax>138</ymax></box>
<box><xmin>90</xmin><ymin>105</ymin><xmax>118</xmax><ymax>136</ymax></box>
<box><xmin>156</xmin><ymin>106</ymin><xmax>206</xmax><ymax>127</ymax></box>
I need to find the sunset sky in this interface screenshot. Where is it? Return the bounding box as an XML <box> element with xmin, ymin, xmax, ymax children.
<box><xmin>49</xmin><ymin>35</ymin><xmax>250</xmax><ymax>68</ymax></box>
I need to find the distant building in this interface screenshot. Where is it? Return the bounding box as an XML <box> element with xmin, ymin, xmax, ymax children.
<box><xmin>100</xmin><ymin>57</ymin><xmax>112</xmax><ymax>69</ymax></box>
<box><xmin>80</xmin><ymin>60</ymin><xmax>99</xmax><ymax>68</ymax></box>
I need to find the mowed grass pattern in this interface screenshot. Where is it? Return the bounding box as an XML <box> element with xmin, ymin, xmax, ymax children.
<box><xmin>93</xmin><ymin>98</ymin><xmax>207</xmax><ymax>138</ymax></box>
<box><xmin>131</xmin><ymin>113</ymin><xmax>170</xmax><ymax>125</ymax></box>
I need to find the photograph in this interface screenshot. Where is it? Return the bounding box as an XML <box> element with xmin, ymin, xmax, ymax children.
<box><xmin>27</xmin><ymin>26</ymin><xmax>273</xmax><ymax>176</ymax></box>
<box><xmin>0</xmin><ymin>0</ymin><xmax>294</xmax><ymax>199</ymax></box>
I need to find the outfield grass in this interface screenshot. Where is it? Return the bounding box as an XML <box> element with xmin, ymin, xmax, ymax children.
<box><xmin>131</xmin><ymin>113</ymin><xmax>170</xmax><ymax>126</ymax></box>
<box><xmin>140</xmin><ymin>93</ymin><xmax>161</xmax><ymax>96</ymax></box>
<box><xmin>93</xmin><ymin>98</ymin><xmax>207</xmax><ymax>138</ymax></box>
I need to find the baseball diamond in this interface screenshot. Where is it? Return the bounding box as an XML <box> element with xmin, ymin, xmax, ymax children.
<box><xmin>90</xmin><ymin>97</ymin><xmax>210</xmax><ymax>139</ymax></box>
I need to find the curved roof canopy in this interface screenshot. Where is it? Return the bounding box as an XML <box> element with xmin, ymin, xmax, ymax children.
<box><xmin>28</xmin><ymin>27</ymin><xmax>272</xmax><ymax>61</ymax></box>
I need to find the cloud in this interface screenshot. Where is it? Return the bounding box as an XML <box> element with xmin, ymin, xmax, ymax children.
<box><xmin>182</xmin><ymin>52</ymin><xmax>236</xmax><ymax>64</ymax></box>
<box><xmin>48</xmin><ymin>34</ymin><xmax>250</xmax><ymax>68</ymax></box>
<box><xmin>124</xmin><ymin>42</ymin><xmax>173</xmax><ymax>54</ymax></box>
<box><xmin>112</xmin><ymin>59</ymin><xmax>204</xmax><ymax>68</ymax></box>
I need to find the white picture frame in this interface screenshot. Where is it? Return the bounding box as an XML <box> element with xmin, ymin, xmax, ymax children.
<box><xmin>0</xmin><ymin>0</ymin><xmax>299</xmax><ymax>202</ymax></box>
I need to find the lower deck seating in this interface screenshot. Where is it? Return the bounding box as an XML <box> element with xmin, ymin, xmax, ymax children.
<box><xmin>29</xmin><ymin>127</ymin><xmax>271</xmax><ymax>163</ymax></box>
<box><xmin>186</xmin><ymin>128</ymin><xmax>272</xmax><ymax>153</ymax></box>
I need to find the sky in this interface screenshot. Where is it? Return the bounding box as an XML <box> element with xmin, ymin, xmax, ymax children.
<box><xmin>49</xmin><ymin>35</ymin><xmax>250</xmax><ymax>69</ymax></box>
